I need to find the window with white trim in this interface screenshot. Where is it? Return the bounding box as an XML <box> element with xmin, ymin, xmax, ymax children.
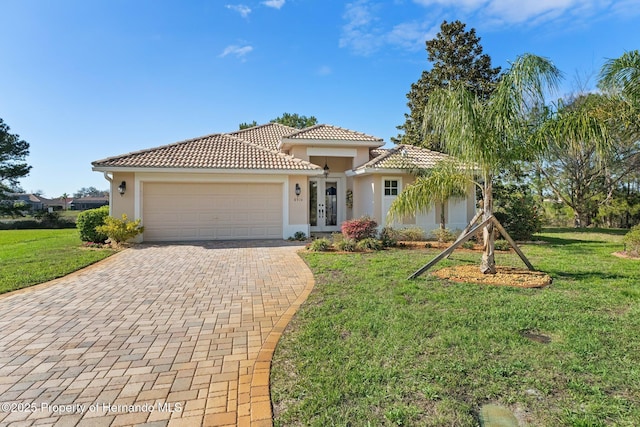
<box><xmin>384</xmin><ymin>179</ymin><xmax>399</xmax><ymax>196</ymax></box>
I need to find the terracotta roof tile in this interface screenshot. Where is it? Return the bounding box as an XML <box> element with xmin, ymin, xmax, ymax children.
<box><xmin>92</xmin><ymin>133</ymin><xmax>320</xmax><ymax>171</ymax></box>
<box><xmin>285</xmin><ymin>124</ymin><xmax>383</xmax><ymax>142</ymax></box>
<box><xmin>229</xmin><ymin>123</ymin><xmax>297</xmax><ymax>151</ymax></box>
<box><xmin>357</xmin><ymin>144</ymin><xmax>451</xmax><ymax>170</ymax></box>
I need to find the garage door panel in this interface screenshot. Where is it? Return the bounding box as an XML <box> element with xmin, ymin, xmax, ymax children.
<box><xmin>143</xmin><ymin>182</ymin><xmax>283</xmax><ymax>241</ymax></box>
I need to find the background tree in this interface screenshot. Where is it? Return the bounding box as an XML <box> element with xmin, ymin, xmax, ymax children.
<box><xmin>393</xmin><ymin>20</ymin><xmax>501</xmax><ymax>149</ymax></box>
<box><xmin>271</xmin><ymin>112</ymin><xmax>317</xmax><ymax>129</ymax></box>
<box><xmin>238</xmin><ymin>113</ymin><xmax>318</xmax><ymax>130</ymax></box>
<box><xmin>74</xmin><ymin>187</ymin><xmax>108</xmax><ymax>198</ymax></box>
<box><xmin>0</xmin><ymin>118</ymin><xmax>31</xmax><ymax>200</ymax></box>
<box><xmin>61</xmin><ymin>193</ymin><xmax>70</xmax><ymax>210</ymax></box>
<box><xmin>238</xmin><ymin>120</ymin><xmax>258</xmax><ymax>130</ymax></box>
<box><xmin>600</xmin><ymin>50</ymin><xmax>640</xmax><ymax>106</ymax></box>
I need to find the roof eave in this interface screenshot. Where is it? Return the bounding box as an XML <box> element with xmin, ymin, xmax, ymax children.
<box><xmin>278</xmin><ymin>138</ymin><xmax>384</xmax><ymax>151</ymax></box>
<box><xmin>92</xmin><ymin>166</ymin><xmax>322</xmax><ymax>175</ymax></box>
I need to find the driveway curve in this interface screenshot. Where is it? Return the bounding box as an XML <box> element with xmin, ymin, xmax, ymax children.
<box><xmin>0</xmin><ymin>241</ymin><xmax>314</xmax><ymax>427</ymax></box>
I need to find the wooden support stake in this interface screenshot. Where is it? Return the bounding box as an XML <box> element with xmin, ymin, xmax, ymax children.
<box><xmin>408</xmin><ymin>215</ymin><xmax>536</xmax><ymax>279</ymax></box>
<box><xmin>446</xmin><ymin>209</ymin><xmax>483</xmax><ymax>259</ymax></box>
<box><xmin>409</xmin><ymin>216</ymin><xmax>494</xmax><ymax>279</ymax></box>
<box><xmin>490</xmin><ymin>217</ymin><xmax>535</xmax><ymax>271</ymax></box>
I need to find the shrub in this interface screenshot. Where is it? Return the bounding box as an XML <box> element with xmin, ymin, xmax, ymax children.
<box><xmin>337</xmin><ymin>238</ymin><xmax>357</xmax><ymax>252</ymax></box>
<box><xmin>494</xmin><ymin>183</ymin><xmax>542</xmax><ymax>240</ymax></box>
<box><xmin>308</xmin><ymin>238</ymin><xmax>331</xmax><ymax>252</ymax></box>
<box><xmin>356</xmin><ymin>238</ymin><xmax>383</xmax><ymax>251</ymax></box>
<box><xmin>96</xmin><ymin>214</ymin><xmax>144</xmax><ymax>245</ymax></box>
<box><xmin>379</xmin><ymin>227</ymin><xmax>399</xmax><ymax>247</ymax></box>
<box><xmin>431</xmin><ymin>228</ymin><xmax>456</xmax><ymax>243</ymax></box>
<box><xmin>288</xmin><ymin>231</ymin><xmax>307</xmax><ymax>241</ymax></box>
<box><xmin>76</xmin><ymin>206</ymin><xmax>110</xmax><ymax>242</ymax></box>
<box><xmin>623</xmin><ymin>225</ymin><xmax>640</xmax><ymax>255</ymax></box>
<box><xmin>397</xmin><ymin>227</ymin><xmax>426</xmax><ymax>241</ymax></box>
<box><xmin>341</xmin><ymin>216</ymin><xmax>378</xmax><ymax>241</ymax></box>
<box><xmin>494</xmin><ymin>239</ymin><xmax>511</xmax><ymax>251</ymax></box>
<box><xmin>461</xmin><ymin>240</ymin><xmax>475</xmax><ymax>249</ymax></box>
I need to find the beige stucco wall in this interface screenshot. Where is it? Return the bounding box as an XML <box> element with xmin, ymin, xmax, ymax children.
<box><xmin>288</xmin><ymin>175</ymin><xmax>307</xmax><ymax>225</ymax></box>
<box><xmin>309</xmin><ymin>156</ymin><xmax>352</xmax><ymax>173</ymax></box>
<box><xmin>110</xmin><ymin>172</ymin><xmax>135</xmax><ymax>219</ymax></box>
<box><xmin>353</xmin><ymin>147</ymin><xmax>371</xmax><ymax>169</ymax></box>
<box><xmin>353</xmin><ymin>175</ymin><xmax>376</xmax><ymax>219</ymax></box>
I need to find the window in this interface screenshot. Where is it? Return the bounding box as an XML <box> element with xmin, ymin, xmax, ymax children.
<box><xmin>384</xmin><ymin>180</ymin><xmax>398</xmax><ymax>196</ymax></box>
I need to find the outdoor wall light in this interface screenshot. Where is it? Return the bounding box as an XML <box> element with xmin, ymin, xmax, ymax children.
<box><xmin>323</xmin><ymin>163</ymin><xmax>330</xmax><ymax>178</ymax></box>
<box><xmin>117</xmin><ymin>181</ymin><xmax>126</xmax><ymax>196</ymax></box>
<box><xmin>295</xmin><ymin>183</ymin><xmax>301</xmax><ymax>196</ymax></box>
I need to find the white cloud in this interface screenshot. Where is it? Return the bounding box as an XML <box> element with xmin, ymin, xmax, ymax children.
<box><xmin>411</xmin><ymin>0</ymin><xmax>636</xmax><ymax>27</ymax></box>
<box><xmin>219</xmin><ymin>45</ymin><xmax>254</xmax><ymax>60</ymax></box>
<box><xmin>317</xmin><ymin>65</ymin><xmax>333</xmax><ymax>76</ymax></box>
<box><xmin>339</xmin><ymin>0</ymin><xmax>383</xmax><ymax>55</ymax></box>
<box><xmin>263</xmin><ymin>0</ymin><xmax>286</xmax><ymax>9</ymax></box>
<box><xmin>225</xmin><ymin>4</ymin><xmax>252</xmax><ymax>18</ymax></box>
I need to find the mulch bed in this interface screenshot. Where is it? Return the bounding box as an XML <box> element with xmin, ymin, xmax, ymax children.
<box><xmin>433</xmin><ymin>265</ymin><xmax>552</xmax><ymax>288</ymax></box>
<box><xmin>612</xmin><ymin>251</ymin><xmax>640</xmax><ymax>260</ymax></box>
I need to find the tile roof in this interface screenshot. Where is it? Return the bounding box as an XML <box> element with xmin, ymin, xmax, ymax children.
<box><xmin>229</xmin><ymin>123</ymin><xmax>298</xmax><ymax>151</ymax></box>
<box><xmin>285</xmin><ymin>124</ymin><xmax>383</xmax><ymax>142</ymax></box>
<box><xmin>356</xmin><ymin>144</ymin><xmax>451</xmax><ymax>170</ymax></box>
<box><xmin>92</xmin><ymin>133</ymin><xmax>320</xmax><ymax>171</ymax></box>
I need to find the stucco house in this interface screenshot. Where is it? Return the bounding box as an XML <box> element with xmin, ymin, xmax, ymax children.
<box><xmin>92</xmin><ymin>123</ymin><xmax>475</xmax><ymax>242</ymax></box>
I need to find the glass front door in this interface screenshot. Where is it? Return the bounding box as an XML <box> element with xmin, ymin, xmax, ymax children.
<box><xmin>310</xmin><ymin>179</ymin><xmax>339</xmax><ymax>231</ymax></box>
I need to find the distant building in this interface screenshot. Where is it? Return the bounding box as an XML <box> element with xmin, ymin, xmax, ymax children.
<box><xmin>69</xmin><ymin>196</ymin><xmax>109</xmax><ymax>210</ymax></box>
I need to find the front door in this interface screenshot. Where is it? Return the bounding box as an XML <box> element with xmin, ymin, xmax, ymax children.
<box><xmin>309</xmin><ymin>179</ymin><xmax>340</xmax><ymax>232</ymax></box>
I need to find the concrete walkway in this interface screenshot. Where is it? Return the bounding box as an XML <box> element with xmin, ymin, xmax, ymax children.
<box><xmin>0</xmin><ymin>241</ymin><xmax>315</xmax><ymax>427</ymax></box>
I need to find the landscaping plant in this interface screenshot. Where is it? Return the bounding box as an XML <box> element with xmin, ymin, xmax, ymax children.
<box><xmin>76</xmin><ymin>205</ymin><xmax>109</xmax><ymax>242</ymax></box>
<box><xmin>95</xmin><ymin>214</ymin><xmax>144</xmax><ymax>245</ymax></box>
<box><xmin>341</xmin><ymin>216</ymin><xmax>378</xmax><ymax>241</ymax></box>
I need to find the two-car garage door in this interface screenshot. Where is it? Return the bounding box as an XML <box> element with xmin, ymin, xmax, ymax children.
<box><xmin>142</xmin><ymin>182</ymin><xmax>283</xmax><ymax>241</ymax></box>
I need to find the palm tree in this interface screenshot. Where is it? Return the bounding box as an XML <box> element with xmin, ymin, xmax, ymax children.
<box><xmin>61</xmin><ymin>193</ymin><xmax>69</xmax><ymax>210</ymax></box>
<box><xmin>427</xmin><ymin>54</ymin><xmax>567</xmax><ymax>273</ymax></box>
<box><xmin>388</xmin><ymin>161</ymin><xmax>469</xmax><ymax>238</ymax></box>
<box><xmin>600</xmin><ymin>50</ymin><xmax>640</xmax><ymax>105</ymax></box>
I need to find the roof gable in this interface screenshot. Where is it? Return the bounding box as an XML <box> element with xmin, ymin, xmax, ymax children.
<box><xmin>356</xmin><ymin>144</ymin><xmax>451</xmax><ymax>170</ymax></box>
<box><xmin>229</xmin><ymin>123</ymin><xmax>297</xmax><ymax>151</ymax></box>
<box><xmin>284</xmin><ymin>124</ymin><xmax>383</xmax><ymax>142</ymax></box>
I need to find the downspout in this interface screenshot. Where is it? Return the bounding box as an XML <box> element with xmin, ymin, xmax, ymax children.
<box><xmin>103</xmin><ymin>172</ymin><xmax>113</xmax><ymax>215</ymax></box>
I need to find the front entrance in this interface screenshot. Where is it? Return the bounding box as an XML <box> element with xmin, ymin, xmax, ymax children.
<box><xmin>309</xmin><ymin>178</ymin><xmax>341</xmax><ymax>232</ymax></box>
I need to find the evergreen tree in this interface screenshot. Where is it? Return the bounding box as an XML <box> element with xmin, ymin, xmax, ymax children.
<box><xmin>394</xmin><ymin>20</ymin><xmax>501</xmax><ymax>150</ymax></box>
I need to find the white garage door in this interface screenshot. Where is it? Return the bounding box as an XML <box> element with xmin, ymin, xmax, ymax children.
<box><xmin>143</xmin><ymin>182</ymin><xmax>283</xmax><ymax>241</ymax></box>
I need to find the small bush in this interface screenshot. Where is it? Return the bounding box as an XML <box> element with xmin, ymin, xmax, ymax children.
<box><xmin>461</xmin><ymin>240</ymin><xmax>475</xmax><ymax>249</ymax></box>
<box><xmin>288</xmin><ymin>231</ymin><xmax>307</xmax><ymax>241</ymax></box>
<box><xmin>495</xmin><ymin>239</ymin><xmax>510</xmax><ymax>251</ymax></box>
<box><xmin>341</xmin><ymin>216</ymin><xmax>378</xmax><ymax>241</ymax></box>
<box><xmin>76</xmin><ymin>206</ymin><xmax>110</xmax><ymax>242</ymax></box>
<box><xmin>308</xmin><ymin>238</ymin><xmax>331</xmax><ymax>252</ymax></box>
<box><xmin>356</xmin><ymin>238</ymin><xmax>383</xmax><ymax>251</ymax></box>
<box><xmin>95</xmin><ymin>214</ymin><xmax>144</xmax><ymax>244</ymax></box>
<box><xmin>431</xmin><ymin>228</ymin><xmax>456</xmax><ymax>243</ymax></box>
<box><xmin>397</xmin><ymin>227</ymin><xmax>426</xmax><ymax>241</ymax></box>
<box><xmin>337</xmin><ymin>238</ymin><xmax>357</xmax><ymax>252</ymax></box>
<box><xmin>379</xmin><ymin>227</ymin><xmax>399</xmax><ymax>247</ymax></box>
<box><xmin>623</xmin><ymin>225</ymin><xmax>640</xmax><ymax>255</ymax></box>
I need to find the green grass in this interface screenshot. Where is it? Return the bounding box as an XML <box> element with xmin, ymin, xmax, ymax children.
<box><xmin>0</xmin><ymin>229</ymin><xmax>115</xmax><ymax>294</ymax></box>
<box><xmin>271</xmin><ymin>228</ymin><xmax>640</xmax><ymax>426</ymax></box>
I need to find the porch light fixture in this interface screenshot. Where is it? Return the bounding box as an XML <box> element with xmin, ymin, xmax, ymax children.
<box><xmin>117</xmin><ymin>181</ymin><xmax>126</xmax><ymax>196</ymax></box>
<box><xmin>323</xmin><ymin>163</ymin><xmax>330</xmax><ymax>178</ymax></box>
<box><xmin>295</xmin><ymin>183</ymin><xmax>301</xmax><ymax>196</ymax></box>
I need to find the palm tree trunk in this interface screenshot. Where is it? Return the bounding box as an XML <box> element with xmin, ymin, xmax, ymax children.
<box><xmin>440</xmin><ymin>202</ymin><xmax>446</xmax><ymax>230</ymax></box>
<box><xmin>480</xmin><ymin>176</ymin><xmax>496</xmax><ymax>274</ymax></box>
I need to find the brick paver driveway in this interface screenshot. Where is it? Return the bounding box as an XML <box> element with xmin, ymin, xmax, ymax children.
<box><xmin>0</xmin><ymin>241</ymin><xmax>314</xmax><ymax>427</ymax></box>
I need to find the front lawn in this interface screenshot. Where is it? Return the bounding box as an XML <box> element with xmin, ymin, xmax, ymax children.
<box><xmin>0</xmin><ymin>229</ymin><xmax>115</xmax><ymax>294</ymax></box>
<box><xmin>271</xmin><ymin>229</ymin><xmax>640</xmax><ymax>426</ymax></box>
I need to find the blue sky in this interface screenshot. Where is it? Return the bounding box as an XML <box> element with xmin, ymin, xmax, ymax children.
<box><xmin>1</xmin><ymin>0</ymin><xmax>639</xmax><ymax>198</ymax></box>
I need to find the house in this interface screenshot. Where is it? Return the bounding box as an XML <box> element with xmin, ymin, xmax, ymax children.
<box><xmin>69</xmin><ymin>196</ymin><xmax>109</xmax><ymax>211</ymax></box>
<box><xmin>92</xmin><ymin>123</ymin><xmax>475</xmax><ymax>242</ymax></box>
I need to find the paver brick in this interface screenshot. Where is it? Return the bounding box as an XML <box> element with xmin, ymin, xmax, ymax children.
<box><xmin>0</xmin><ymin>241</ymin><xmax>313</xmax><ymax>427</ymax></box>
